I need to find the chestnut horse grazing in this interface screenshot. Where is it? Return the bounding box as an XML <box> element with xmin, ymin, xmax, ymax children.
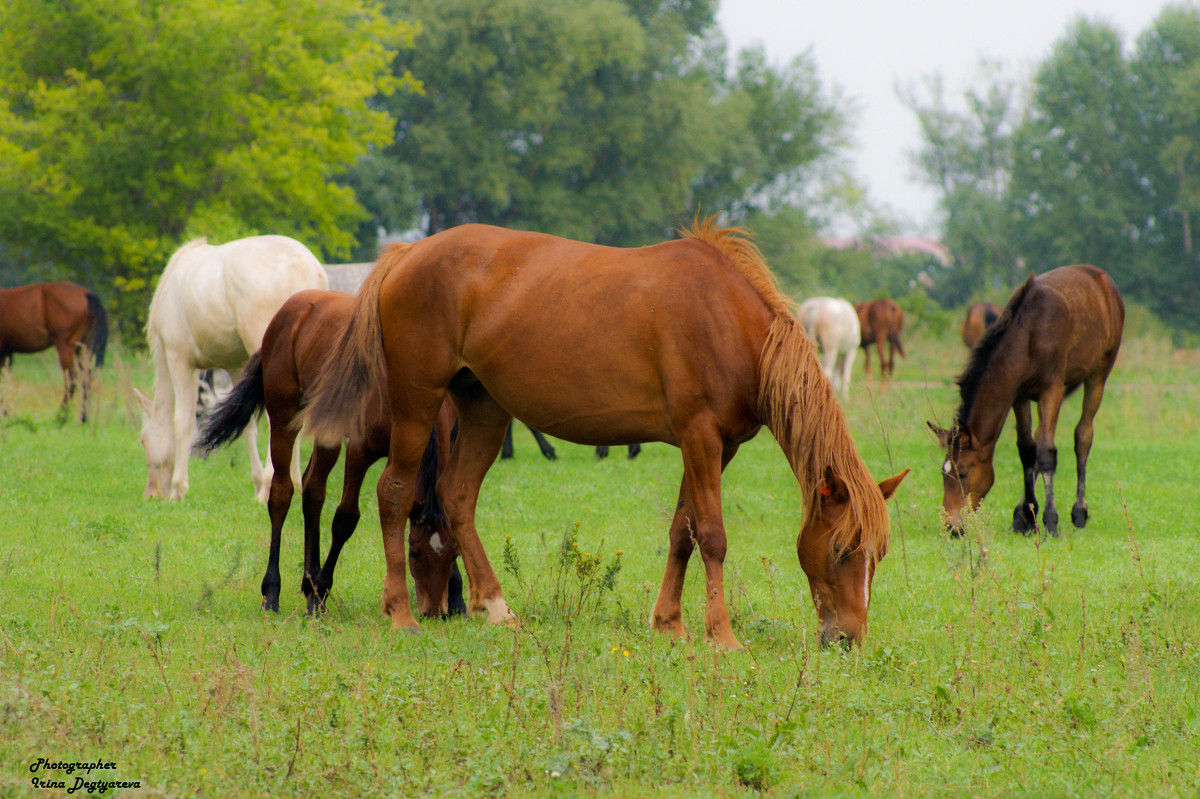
<box><xmin>0</xmin><ymin>281</ymin><xmax>108</xmax><ymax>421</ymax></box>
<box><xmin>929</xmin><ymin>265</ymin><xmax>1123</xmax><ymax>536</ymax></box>
<box><xmin>196</xmin><ymin>289</ymin><xmax>464</xmax><ymax>617</ymax></box>
<box><xmin>855</xmin><ymin>298</ymin><xmax>905</xmax><ymax>378</ymax></box>
<box><xmin>303</xmin><ymin>220</ymin><xmax>908</xmax><ymax>649</ymax></box>
<box><xmin>139</xmin><ymin>236</ymin><xmax>327</xmax><ymax>501</ymax></box>
<box><xmin>797</xmin><ymin>296</ymin><xmax>860</xmax><ymax>399</ymax></box>
<box><xmin>961</xmin><ymin>302</ymin><xmax>1002</xmax><ymax>348</ymax></box>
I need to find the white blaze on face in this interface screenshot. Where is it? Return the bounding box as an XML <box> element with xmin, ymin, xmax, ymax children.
<box><xmin>942</xmin><ymin>459</ymin><xmax>954</xmax><ymax>476</ymax></box>
<box><xmin>428</xmin><ymin>532</ymin><xmax>444</xmax><ymax>555</ymax></box>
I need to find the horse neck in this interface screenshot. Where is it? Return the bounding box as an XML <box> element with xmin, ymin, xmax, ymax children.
<box><xmin>758</xmin><ymin>315</ymin><xmax>886</xmax><ymax>555</ymax></box>
<box><xmin>960</xmin><ymin>334</ymin><xmax>1027</xmax><ymax>449</ymax></box>
<box><xmin>148</xmin><ymin>341</ymin><xmax>178</xmax><ymax>426</ymax></box>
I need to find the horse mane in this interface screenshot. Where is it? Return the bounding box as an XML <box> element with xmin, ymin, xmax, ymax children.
<box><xmin>679</xmin><ymin>216</ymin><xmax>795</xmax><ymax>317</ymax></box>
<box><xmin>955</xmin><ymin>274</ymin><xmax>1035</xmax><ymax>428</ymax></box>
<box><xmin>681</xmin><ymin>217</ymin><xmax>888</xmax><ymax>560</ymax></box>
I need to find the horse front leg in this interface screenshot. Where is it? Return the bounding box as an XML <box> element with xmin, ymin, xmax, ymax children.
<box><xmin>437</xmin><ymin>392</ymin><xmax>512</xmax><ymax>624</ymax></box>
<box><xmin>312</xmin><ymin>442</ymin><xmax>368</xmax><ymax>614</ymax></box>
<box><xmin>1012</xmin><ymin>399</ymin><xmax>1039</xmax><ymax>533</ymax></box>
<box><xmin>681</xmin><ymin>420</ymin><xmax>740</xmax><ymax>650</ymax></box>
<box><xmin>1034</xmin><ymin>384</ymin><xmax>1066</xmax><ymax>535</ymax></box>
<box><xmin>166</xmin><ymin>360</ymin><xmax>198</xmax><ymax>500</ymax></box>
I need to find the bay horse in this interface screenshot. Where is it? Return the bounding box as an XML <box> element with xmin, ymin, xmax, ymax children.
<box><xmin>0</xmin><ymin>281</ymin><xmax>108</xmax><ymax>421</ymax></box>
<box><xmin>797</xmin><ymin>296</ymin><xmax>860</xmax><ymax>399</ymax></box>
<box><xmin>961</xmin><ymin>301</ymin><xmax>1002</xmax><ymax>348</ymax></box>
<box><xmin>854</xmin><ymin>298</ymin><xmax>905</xmax><ymax>378</ymax></box>
<box><xmin>929</xmin><ymin>265</ymin><xmax>1123</xmax><ymax>536</ymax></box>
<box><xmin>138</xmin><ymin>236</ymin><xmax>327</xmax><ymax>501</ymax></box>
<box><xmin>302</xmin><ymin>220</ymin><xmax>908</xmax><ymax>649</ymax></box>
<box><xmin>197</xmin><ymin>289</ymin><xmax>464</xmax><ymax>617</ymax></box>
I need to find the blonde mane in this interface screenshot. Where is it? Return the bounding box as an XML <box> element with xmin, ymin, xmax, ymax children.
<box><xmin>683</xmin><ymin>216</ymin><xmax>888</xmax><ymax>561</ymax></box>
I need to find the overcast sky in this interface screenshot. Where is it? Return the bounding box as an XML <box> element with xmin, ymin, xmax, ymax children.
<box><xmin>716</xmin><ymin>0</ymin><xmax>1169</xmax><ymax>236</ymax></box>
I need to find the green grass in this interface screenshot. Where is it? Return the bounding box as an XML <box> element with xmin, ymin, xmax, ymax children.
<box><xmin>1</xmin><ymin>331</ymin><xmax>1198</xmax><ymax>797</ymax></box>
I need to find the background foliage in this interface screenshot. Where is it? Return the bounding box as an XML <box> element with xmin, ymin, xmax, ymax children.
<box><xmin>2</xmin><ymin>1</ymin><xmax>1200</xmax><ymax>337</ymax></box>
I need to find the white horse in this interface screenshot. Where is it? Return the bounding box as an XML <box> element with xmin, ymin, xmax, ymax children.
<box><xmin>137</xmin><ymin>236</ymin><xmax>328</xmax><ymax>501</ymax></box>
<box><xmin>797</xmin><ymin>296</ymin><xmax>860</xmax><ymax>399</ymax></box>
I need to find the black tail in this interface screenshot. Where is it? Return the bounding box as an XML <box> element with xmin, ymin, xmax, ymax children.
<box><xmin>195</xmin><ymin>351</ymin><xmax>266</xmax><ymax>452</ymax></box>
<box><xmin>889</xmin><ymin>331</ymin><xmax>906</xmax><ymax>359</ymax></box>
<box><xmin>411</xmin><ymin>427</ymin><xmax>449</xmax><ymax>531</ymax></box>
<box><xmin>85</xmin><ymin>291</ymin><xmax>108</xmax><ymax>367</ymax></box>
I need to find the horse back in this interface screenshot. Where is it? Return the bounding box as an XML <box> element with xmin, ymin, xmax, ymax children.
<box><xmin>1017</xmin><ymin>265</ymin><xmax>1124</xmax><ymax>389</ymax></box>
<box><xmin>376</xmin><ymin>224</ymin><xmax>773</xmax><ymax>446</ymax></box>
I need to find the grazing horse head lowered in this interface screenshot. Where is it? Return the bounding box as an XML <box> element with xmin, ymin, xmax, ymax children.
<box><xmin>930</xmin><ymin>266</ymin><xmax>1123</xmax><ymax>537</ymax></box>
<box><xmin>300</xmin><ymin>218</ymin><xmax>909</xmax><ymax>648</ymax></box>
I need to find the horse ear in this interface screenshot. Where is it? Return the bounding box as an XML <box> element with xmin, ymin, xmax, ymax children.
<box><xmin>926</xmin><ymin>421</ymin><xmax>952</xmax><ymax>448</ymax></box>
<box><xmin>878</xmin><ymin>468</ymin><xmax>910</xmax><ymax>500</ymax></box>
<box><xmin>821</xmin><ymin>466</ymin><xmax>850</xmax><ymax>502</ymax></box>
<box><xmin>133</xmin><ymin>388</ymin><xmax>154</xmax><ymax>415</ymax></box>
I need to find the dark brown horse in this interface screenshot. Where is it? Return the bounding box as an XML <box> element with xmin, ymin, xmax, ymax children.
<box><xmin>196</xmin><ymin>289</ymin><xmax>463</xmax><ymax>618</ymax></box>
<box><xmin>854</xmin><ymin>298</ymin><xmax>905</xmax><ymax>378</ymax></box>
<box><xmin>961</xmin><ymin>302</ymin><xmax>1002</xmax><ymax>348</ymax></box>
<box><xmin>929</xmin><ymin>265</ymin><xmax>1124</xmax><ymax>536</ymax></box>
<box><xmin>0</xmin><ymin>281</ymin><xmax>108</xmax><ymax>421</ymax></box>
<box><xmin>302</xmin><ymin>220</ymin><xmax>908</xmax><ymax>649</ymax></box>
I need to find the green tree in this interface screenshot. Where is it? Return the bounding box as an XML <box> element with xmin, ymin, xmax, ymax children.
<box><xmin>0</xmin><ymin>0</ymin><xmax>414</xmax><ymax>330</ymax></box>
<box><xmin>359</xmin><ymin>0</ymin><xmax>847</xmax><ymax>252</ymax></box>
<box><xmin>1007</xmin><ymin>18</ymin><xmax>1150</xmax><ymax>291</ymax></box>
<box><xmin>900</xmin><ymin>63</ymin><xmax>1022</xmax><ymax>303</ymax></box>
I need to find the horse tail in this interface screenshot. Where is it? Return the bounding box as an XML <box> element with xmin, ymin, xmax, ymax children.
<box><xmin>196</xmin><ymin>351</ymin><xmax>265</xmax><ymax>452</ymax></box>
<box><xmin>758</xmin><ymin>313</ymin><xmax>888</xmax><ymax>559</ymax></box>
<box><xmin>410</xmin><ymin>427</ymin><xmax>448</xmax><ymax>531</ymax></box>
<box><xmin>889</xmin><ymin>330</ymin><xmax>905</xmax><ymax>359</ymax></box>
<box><xmin>302</xmin><ymin>242</ymin><xmax>413</xmax><ymax>446</ymax></box>
<box><xmin>85</xmin><ymin>291</ymin><xmax>108</xmax><ymax>367</ymax></box>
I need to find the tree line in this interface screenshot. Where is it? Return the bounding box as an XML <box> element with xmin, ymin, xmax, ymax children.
<box><xmin>904</xmin><ymin>4</ymin><xmax>1200</xmax><ymax>334</ymax></box>
<box><xmin>2</xmin><ymin>0</ymin><xmax>1198</xmax><ymax>337</ymax></box>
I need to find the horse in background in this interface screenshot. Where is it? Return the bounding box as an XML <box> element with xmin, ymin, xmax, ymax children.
<box><xmin>929</xmin><ymin>265</ymin><xmax>1123</xmax><ymax>536</ymax></box>
<box><xmin>797</xmin><ymin>296</ymin><xmax>860</xmax><ymax>399</ymax></box>
<box><xmin>961</xmin><ymin>302</ymin><xmax>1002</xmax><ymax>348</ymax></box>
<box><xmin>197</xmin><ymin>290</ymin><xmax>464</xmax><ymax>618</ymax></box>
<box><xmin>0</xmin><ymin>281</ymin><xmax>108</xmax><ymax>421</ymax></box>
<box><xmin>500</xmin><ymin>421</ymin><xmax>641</xmax><ymax>460</ymax></box>
<box><xmin>301</xmin><ymin>219</ymin><xmax>908</xmax><ymax>649</ymax></box>
<box><xmin>854</xmin><ymin>298</ymin><xmax>905</xmax><ymax>379</ymax></box>
<box><xmin>138</xmin><ymin>235</ymin><xmax>327</xmax><ymax>501</ymax></box>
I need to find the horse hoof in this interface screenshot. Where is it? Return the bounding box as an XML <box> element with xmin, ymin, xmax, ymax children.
<box><xmin>1043</xmin><ymin>510</ymin><xmax>1059</xmax><ymax>536</ymax></box>
<box><xmin>262</xmin><ymin>598</ymin><xmax>280</xmax><ymax>613</ymax></box>
<box><xmin>1012</xmin><ymin>504</ymin><xmax>1036</xmax><ymax>534</ymax></box>
<box><xmin>1071</xmin><ymin>505</ymin><xmax>1089</xmax><ymax>529</ymax></box>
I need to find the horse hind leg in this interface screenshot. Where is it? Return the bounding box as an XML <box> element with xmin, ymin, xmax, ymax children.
<box><xmin>262</xmin><ymin>418</ymin><xmax>305</xmax><ymax>612</ymax></box>
<box><xmin>437</xmin><ymin>389</ymin><xmax>514</xmax><ymax>624</ymax></box>
<box><xmin>1071</xmin><ymin>369</ymin><xmax>1111</xmax><ymax>529</ymax></box>
<box><xmin>299</xmin><ymin>443</ymin><xmax>342</xmax><ymax>614</ymax></box>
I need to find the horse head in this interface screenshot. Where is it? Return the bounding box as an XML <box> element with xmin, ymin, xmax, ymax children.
<box><xmin>797</xmin><ymin>467</ymin><xmax>908</xmax><ymax>647</ymax></box>
<box><xmin>407</xmin><ymin>521</ymin><xmax>463</xmax><ymax>618</ymax></box>
<box><xmin>928</xmin><ymin>421</ymin><xmax>994</xmax><ymax>536</ymax></box>
<box><xmin>135</xmin><ymin>388</ymin><xmax>174</xmax><ymax>499</ymax></box>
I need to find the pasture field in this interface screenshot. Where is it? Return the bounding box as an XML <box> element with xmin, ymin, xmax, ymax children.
<box><xmin>1</xmin><ymin>328</ymin><xmax>1198</xmax><ymax>798</ymax></box>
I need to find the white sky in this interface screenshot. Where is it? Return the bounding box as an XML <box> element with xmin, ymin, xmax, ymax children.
<box><xmin>716</xmin><ymin>0</ymin><xmax>1168</xmax><ymax>235</ymax></box>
